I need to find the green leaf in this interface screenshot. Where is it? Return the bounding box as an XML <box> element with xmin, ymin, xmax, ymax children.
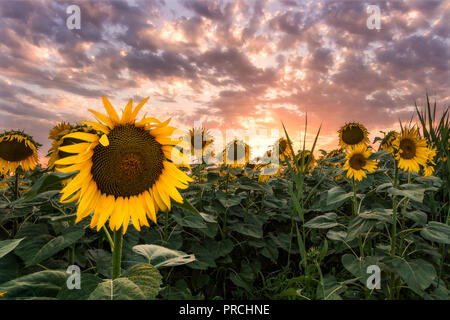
<box><xmin>420</xmin><ymin>222</ymin><xmax>450</xmax><ymax>244</ymax></box>
<box><xmin>326</xmin><ymin>186</ymin><xmax>353</xmax><ymax>206</ymax></box>
<box><xmin>87</xmin><ymin>249</ymin><xmax>112</xmax><ymax>278</ymax></box>
<box><xmin>0</xmin><ymin>270</ymin><xmax>67</xmax><ymax>299</ymax></box>
<box><xmin>57</xmin><ymin>274</ymin><xmax>102</xmax><ymax>300</ymax></box>
<box><xmin>384</xmin><ymin>257</ymin><xmax>436</xmax><ymax>296</ymax></box>
<box><xmin>304</xmin><ymin>212</ymin><xmax>338</xmax><ymax>229</ymax></box>
<box><xmin>0</xmin><ymin>238</ymin><xmax>24</xmax><ymax>260</ymax></box>
<box><xmin>388</xmin><ymin>184</ymin><xmax>425</xmax><ymax>203</ymax></box>
<box><xmin>341</xmin><ymin>254</ymin><xmax>384</xmax><ymax>286</ymax></box>
<box><xmin>173</xmin><ymin>197</ymin><xmax>201</xmax><ymax>215</ymax></box>
<box><xmin>402</xmin><ymin>210</ymin><xmax>427</xmax><ymax>226</ymax></box>
<box><xmin>132</xmin><ymin>244</ymin><xmax>195</xmax><ymax>268</ymax></box>
<box><xmin>88</xmin><ymin>278</ymin><xmax>146</xmax><ymax>300</ymax></box>
<box><xmin>123</xmin><ymin>264</ymin><xmax>162</xmax><ymax>299</ymax></box>
<box><xmin>25</xmin><ymin>225</ymin><xmax>85</xmax><ymax>267</ymax></box>
<box><xmin>20</xmin><ymin>171</ymin><xmax>75</xmax><ymax>202</ymax></box>
<box><xmin>172</xmin><ymin>211</ymin><xmax>207</xmax><ymax>229</ymax></box>
<box><xmin>14</xmin><ymin>224</ymin><xmax>53</xmax><ymax>265</ymax></box>
<box><xmin>326</xmin><ymin>230</ymin><xmax>347</xmax><ymax>242</ymax></box>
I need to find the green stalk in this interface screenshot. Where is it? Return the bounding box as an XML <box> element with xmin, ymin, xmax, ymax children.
<box><xmin>112</xmin><ymin>227</ymin><xmax>123</xmax><ymax>280</ymax></box>
<box><xmin>390</xmin><ymin>162</ymin><xmax>399</xmax><ymax>256</ymax></box>
<box><xmin>14</xmin><ymin>172</ymin><xmax>19</xmax><ymax>200</ymax></box>
<box><xmin>102</xmin><ymin>225</ymin><xmax>114</xmax><ymax>251</ymax></box>
<box><xmin>351</xmin><ymin>178</ymin><xmax>358</xmax><ymax>215</ymax></box>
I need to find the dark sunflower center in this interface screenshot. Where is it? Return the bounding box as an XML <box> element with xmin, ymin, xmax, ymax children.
<box><xmin>349</xmin><ymin>153</ymin><xmax>366</xmax><ymax>170</ymax></box>
<box><xmin>342</xmin><ymin>126</ymin><xmax>364</xmax><ymax>145</ymax></box>
<box><xmin>298</xmin><ymin>154</ymin><xmax>312</xmax><ymax>169</ymax></box>
<box><xmin>227</xmin><ymin>143</ymin><xmax>246</xmax><ymax>162</ymax></box>
<box><xmin>91</xmin><ymin>125</ymin><xmax>164</xmax><ymax>197</ymax></box>
<box><xmin>399</xmin><ymin>138</ymin><xmax>416</xmax><ymax>159</ymax></box>
<box><xmin>279</xmin><ymin>140</ymin><xmax>287</xmax><ymax>154</ymax></box>
<box><xmin>0</xmin><ymin>139</ymin><xmax>33</xmax><ymax>162</ymax></box>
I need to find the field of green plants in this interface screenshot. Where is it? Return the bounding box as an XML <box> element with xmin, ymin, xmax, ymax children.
<box><xmin>0</xmin><ymin>97</ymin><xmax>448</xmax><ymax>300</ymax></box>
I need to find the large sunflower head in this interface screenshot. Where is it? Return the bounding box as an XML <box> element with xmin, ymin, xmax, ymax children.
<box><xmin>380</xmin><ymin>130</ymin><xmax>399</xmax><ymax>153</ymax></box>
<box><xmin>392</xmin><ymin>127</ymin><xmax>428</xmax><ymax>173</ymax></box>
<box><xmin>0</xmin><ymin>131</ymin><xmax>40</xmax><ymax>174</ymax></box>
<box><xmin>223</xmin><ymin>139</ymin><xmax>250</xmax><ymax>167</ymax></box>
<box><xmin>47</xmin><ymin>123</ymin><xmax>96</xmax><ymax>171</ymax></box>
<box><xmin>342</xmin><ymin>144</ymin><xmax>377</xmax><ymax>181</ymax></box>
<box><xmin>272</xmin><ymin>138</ymin><xmax>292</xmax><ymax>162</ymax></box>
<box><xmin>183</xmin><ymin>127</ymin><xmax>214</xmax><ymax>159</ymax></box>
<box><xmin>295</xmin><ymin>150</ymin><xmax>315</xmax><ymax>173</ymax></box>
<box><xmin>338</xmin><ymin>122</ymin><xmax>370</xmax><ymax>149</ymax></box>
<box><xmin>55</xmin><ymin>96</ymin><xmax>193</xmax><ymax>234</ymax></box>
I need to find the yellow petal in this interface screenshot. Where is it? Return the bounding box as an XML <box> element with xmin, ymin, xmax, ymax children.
<box><xmin>102</xmin><ymin>96</ymin><xmax>121</xmax><ymax>124</ymax></box>
<box><xmin>80</xmin><ymin>121</ymin><xmax>110</xmax><ymax>134</ymax></box>
<box><xmin>99</xmin><ymin>134</ymin><xmax>109</xmax><ymax>147</ymax></box>
<box><xmin>63</xmin><ymin>132</ymin><xmax>99</xmax><ymax>142</ymax></box>
<box><xmin>121</xmin><ymin>100</ymin><xmax>133</xmax><ymax>124</ymax></box>
<box><xmin>89</xmin><ymin>109</ymin><xmax>114</xmax><ymax>128</ymax></box>
<box><xmin>130</xmin><ymin>97</ymin><xmax>149</xmax><ymax>123</ymax></box>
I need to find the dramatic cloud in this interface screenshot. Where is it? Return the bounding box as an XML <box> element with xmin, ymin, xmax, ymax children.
<box><xmin>0</xmin><ymin>0</ymin><xmax>448</xmax><ymax>163</ymax></box>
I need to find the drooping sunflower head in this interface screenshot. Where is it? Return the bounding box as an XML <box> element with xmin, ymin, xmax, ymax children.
<box><xmin>47</xmin><ymin>123</ymin><xmax>96</xmax><ymax>171</ymax></box>
<box><xmin>185</xmin><ymin>127</ymin><xmax>214</xmax><ymax>158</ymax></box>
<box><xmin>321</xmin><ymin>148</ymin><xmax>345</xmax><ymax>166</ymax></box>
<box><xmin>380</xmin><ymin>130</ymin><xmax>399</xmax><ymax>153</ymax></box>
<box><xmin>0</xmin><ymin>131</ymin><xmax>40</xmax><ymax>174</ymax></box>
<box><xmin>55</xmin><ymin>97</ymin><xmax>193</xmax><ymax>234</ymax></box>
<box><xmin>392</xmin><ymin>127</ymin><xmax>428</xmax><ymax>173</ymax></box>
<box><xmin>295</xmin><ymin>150</ymin><xmax>315</xmax><ymax>173</ymax></box>
<box><xmin>223</xmin><ymin>139</ymin><xmax>250</xmax><ymax>167</ymax></box>
<box><xmin>338</xmin><ymin>122</ymin><xmax>370</xmax><ymax>149</ymax></box>
<box><xmin>342</xmin><ymin>144</ymin><xmax>377</xmax><ymax>181</ymax></box>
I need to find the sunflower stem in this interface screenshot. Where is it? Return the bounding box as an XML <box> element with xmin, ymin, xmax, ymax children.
<box><xmin>351</xmin><ymin>178</ymin><xmax>358</xmax><ymax>215</ymax></box>
<box><xmin>102</xmin><ymin>225</ymin><xmax>114</xmax><ymax>251</ymax></box>
<box><xmin>14</xmin><ymin>170</ymin><xmax>19</xmax><ymax>200</ymax></box>
<box><xmin>112</xmin><ymin>227</ymin><xmax>123</xmax><ymax>280</ymax></box>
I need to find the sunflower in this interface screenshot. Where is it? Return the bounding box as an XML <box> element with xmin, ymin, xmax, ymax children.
<box><xmin>422</xmin><ymin>145</ymin><xmax>437</xmax><ymax>177</ymax></box>
<box><xmin>342</xmin><ymin>144</ymin><xmax>377</xmax><ymax>181</ymax></box>
<box><xmin>55</xmin><ymin>96</ymin><xmax>193</xmax><ymax>234</ymax></box>
<box><xmin>272</xmin><ymin>138</ymin><xmax>292</xmax><ymax>162</ymax></box>
<box><xmin>392</xmin><ymin>127</ymin><xmax>428</xmax><ymax>173</ymax></box>
<box><xmin>338</xmin><ymin>122</ymin><xmax>370</xmax><ymax>150</ymax></box>
<box><xmin>321</xmin><ymin>148</ymin><xmax>345</xmax><ymax>166</ymax></box>
<box><xmin>0</xmin><ymin>131</ymin><xmax>40</xmax><ymax>174</ymax></box>
<box><xmin>180</xmin><ymin>127</ymin><xmax>214</xmax><ymax>162</ymax></box>
<box><xmin>380</xmin><ymin>131</ymin><xmax>399</xmax><ymax>153</ymax></box>
<box><xmin>47</xmin><ymin>123</ymin><xmax>97</xmax><ymax>170</ymax></box>
<box><xmin>295</xmin><ymin>150</ymin><xmax>315</xmax><ymax>173</ymax></box>
<box><xmin>223</xmin><ymin>139</ymin><xmax>250</xmax><ymax>167</ymax></box>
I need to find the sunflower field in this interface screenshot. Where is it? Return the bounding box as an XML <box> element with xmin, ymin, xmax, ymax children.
<box><xmin>0</xmin><ymin>95</ymin><xmax>449</xmax><ymax>301</ymax></box>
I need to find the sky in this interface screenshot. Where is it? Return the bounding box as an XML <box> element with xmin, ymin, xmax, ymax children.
<box><xmin>0</xmin><ymin>0</ymin><xmax>448</xmax><ymax>164</ymax></box>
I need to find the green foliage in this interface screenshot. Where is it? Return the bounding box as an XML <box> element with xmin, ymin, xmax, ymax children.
<box><xmin>0</xmin><ymin>95</ymin><xmax>448</xmax><ymax>300</ymax></box>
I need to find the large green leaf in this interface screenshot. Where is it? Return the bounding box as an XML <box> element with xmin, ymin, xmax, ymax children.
<box><xmin>21</xmin><ymin>171</ymin><xmax>76</xmax><ymax>202</ymax></box>
<box><xmin>341</xmin><ymin>254</ymin><xmax>384</xmax><ymax>286</ymax></box>
<box><xmin>0</xmin><ymin>270</ymin><xmax>67</xmax><ymax>299</ymax></box>
<box><xmin>384</xmin><ymin>257</ymin><xmax>436</xmax><ymax>296</ymax></box>
<box><xmin>88</xmin><ymin>278</ymin><xmax>146</xmax><ymax>300</ymax></box>
<box><xmin>57</xmin><ymin>274</ymin><xmax>102</xmax><ymax>300</ymax></box>
<box><xmin>326</xmin><ymin>186</ymin><xmax>353</xmax><ymax>206</ymax></box>
<box><xmin>304</xmin><ymin>212</ymin><xmax>338</xmax><ymax>229</ymax></box>
<box><xmin>133</xmin><ymin>244</ymin><xmax>195</xmax><ymax>268</ymax></box>
<box><xmin>388</xmin><ymin>184</ymin><xmax>425</xmax><ymax>203</ymax></box>
<box><xmin>0</xmin><ymin>238</ymin><xmax>24</xmax><ymax>259</ymax></box>
<box><xmin>420</xmin><ymin>222</ymin><xmax>450</xmax><ymax>244</ymax></box>
<box><xmin>123</xmin><ymin>264</ymin><xmax>162</xmax><ymax>299</ymax></box>
<box><xmin>24</xmin><ymin>225</ymin><xmax>85</xmax><ymax>267</ymax></box>
<box><xmin>14</xmin><ymin>224</ymin><xmax>53</xmax><ymax>265</ymax></box>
